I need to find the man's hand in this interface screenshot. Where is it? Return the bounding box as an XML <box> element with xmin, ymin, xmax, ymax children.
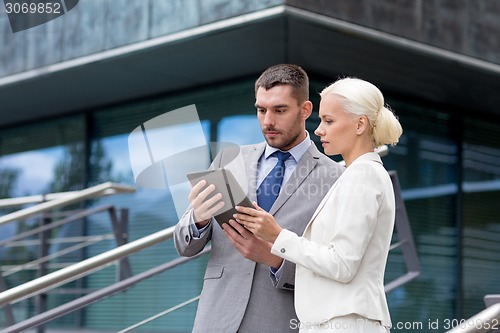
<box><xmin>222</xmin><ymin>220</ymin><xmax>283</xmax><ymax>269</ymax></box>
<box><xmin>188</xmin><ymin>180</ymin><xmax>225</xmax><ymax>227</ymax></box>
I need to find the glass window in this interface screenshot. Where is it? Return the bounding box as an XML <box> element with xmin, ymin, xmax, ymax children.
<box><xmin>462</xmin><ymin>116</ymin><xmax>500</xmax><ymax>318</ymax></box>
<box><xmin>380</xmin><ymin>101</ymin><xmax>459</xmax><ymax>331</ymax></box>
<box><xmin>0</xmin><ymin>115</ymin><xmax>85</xmax><ymax>326</ymax></box>
<box><xmin>218</xmin><ymin>115</ymin><xmax>261</xmax><ymax>145</ymax></box>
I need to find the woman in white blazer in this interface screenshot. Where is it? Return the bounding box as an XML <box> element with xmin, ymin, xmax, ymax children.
<box><xmin>233</xmin><ymin>77</ymin><xmax>403</xmax><ymax>332</ymax></box>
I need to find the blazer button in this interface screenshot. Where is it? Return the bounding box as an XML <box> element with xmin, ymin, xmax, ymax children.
<box><xmin>280</xmin><ymin>248</ymin><xmax>286</xmax><ymax>253</ymax></box>
<box><xmin>185</xmin><ymin>235</ymin><xmax>190</xmax><ymax>243</ymax></box>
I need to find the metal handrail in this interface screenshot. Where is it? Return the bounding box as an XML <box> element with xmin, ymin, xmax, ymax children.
<box><xmin>2</xmin><ymin>235</ymin><xmax>114</xmax><ymax>277</ymax></box>
<box><xmin>0</xmin><ymin>186</ymin><xmax>136</xmax><ymax>210</ymax></box>
<box><xmin>0</xmin><ymin>247</ymin><xmax>210</xmax><ymax>333</ymax></box>
<box><xmin>0</xmin><ymin>182</ymin><xmax>135</xmax><ymax>328</ymax></box>
<box><xmin>0</xmin><ymin>182</ymin><xmax>135</xmax><ymax>227</ymax></box>
<box><xmin>444</xmin><ymin>303</ymin><xmax>500</xmax><ymax>333</ymax></box>
<box><xmin>0</xmin><ymin>191</ymin><xmax>80</xmax><ymax>209</ymax></box>
<box><xmin>0</xmin><ymin>226</ymin><xmax>176</xmax><ymax>307</ymax></box>
<box><xmin>2</xmin><ymin>234</ymin><xmax>114</xmax><ymax>247</ymax></box>
<box><xmin>117</xmin><ymin>296</ymin><xmax>201</xmax><ymax>333</ymax></box>
<box><xmin>0</xmin><ymin>204</ymin><xmax>115</xmax><ymax>247</ymax></box>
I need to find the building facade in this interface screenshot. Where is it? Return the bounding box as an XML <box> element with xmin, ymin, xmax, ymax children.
<box><xmin>1</xmin><ymin>1</ymin><xmax>500</xmax><ymax>332</ymax></box>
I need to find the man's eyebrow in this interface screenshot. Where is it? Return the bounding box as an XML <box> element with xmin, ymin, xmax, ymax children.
<box><xmin>273</xmin><ymin>104</ymin><xmax>289</xmax><ymax>109</ymax></box>
<box><xmin>254</xmin><ymin>104</ymin><xmax>289</xmax><ymax>109</ymax></box>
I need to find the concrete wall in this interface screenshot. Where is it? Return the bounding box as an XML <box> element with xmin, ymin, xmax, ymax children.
<box><xmin>0</xmin><ymin>0</ymin><xmax>282</xmax><ymax>77</ymax></box>
<box><xmin>2</xmin><ymin>0</ymin><xmax>499</xmax><ymax>78</ymax></box>
<box><xmin>286</xmin><ymin>0</ymin><xmax>500</xmax><ymax>64</ymax></box>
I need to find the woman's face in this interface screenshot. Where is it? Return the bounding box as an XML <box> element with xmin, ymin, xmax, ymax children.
<box><xmin>314</xmin><ymin>93</ymin><xmax>359</xmax><ymax>157</ymax></box>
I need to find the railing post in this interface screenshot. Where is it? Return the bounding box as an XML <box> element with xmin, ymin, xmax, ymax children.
<box><xmin>35</xmin><ymin>212</ymin><xmax>51</xmax><ymax>333</ymax></box>
<box><xmin>485</xmin><ymin>295</ymin><xmax>500</xmax><ymax>333</ymax></box>
<box><xmin>108</xmin><ymin>207</ymin><xmax>132</xmax><ymax>281</ymax></box>
<box><xmin>384</xmin><ymin>171</ymin><xmax>421</xmax><ymax>293</ymax></box>
<box><xmin>0</xmin><ymin>272</ymin><xmax>15</xmax><ymax>326</ymax></box>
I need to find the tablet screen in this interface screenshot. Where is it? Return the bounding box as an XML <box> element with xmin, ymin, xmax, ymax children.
<box><xmin>186</xmin><ymin>169</ymin><xmax>253</xmax><ymax>227</ymax></box>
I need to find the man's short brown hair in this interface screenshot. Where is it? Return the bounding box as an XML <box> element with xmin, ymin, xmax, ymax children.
<box><xmin>255</xmin><ymin>64</ymin><xmax>309</xmax><ymax>104</ymax></box>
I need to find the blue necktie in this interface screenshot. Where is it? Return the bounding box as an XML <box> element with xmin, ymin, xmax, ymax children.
<box><xmin>257</xmin><ymin>151</ymin><xmax>291</xmax><ymax>212</ymax></box>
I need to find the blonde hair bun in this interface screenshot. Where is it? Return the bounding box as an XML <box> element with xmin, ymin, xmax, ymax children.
<box><xmin>320</xmin><ymin>77</ymin><xmax>402</xmax><ymax>147</ymax></box>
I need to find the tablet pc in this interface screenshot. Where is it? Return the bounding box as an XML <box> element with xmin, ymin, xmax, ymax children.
<box><xmin>186</xmin><ymin>169</ymin><xmax>253</xmax><ymax>228</ymax></box>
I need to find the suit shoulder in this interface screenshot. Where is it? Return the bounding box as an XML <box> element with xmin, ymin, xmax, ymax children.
<box><xmin>239</xmin><ymin>143</ymin><xmax>264</xmax><ymax>152</ymax></box>
<box><xmin>219</xmin><ymin>143</ymin><xmax>263</xmax><ymax>154</ymax></box>
<box><xmin>306</xmin><ymin>144</ymin><xmax>343</xmax><ymax>168</ymax></box>
<box><xmin>310</xmin><ymin>155</ymin><xmax>344</xmax><ymax>182</ymax></box>
<box><xmin>316</xmin><ymin>153</ymin><xmax>344</xmax><ymax>171</ymax></box>
<box><xmin>216</xmin><ymin>143</ymin><xmax>261</xmax><ymax>159</ymax></box>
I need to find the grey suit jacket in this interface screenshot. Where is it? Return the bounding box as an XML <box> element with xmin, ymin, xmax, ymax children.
<box><xmin>174</xmin><ymin>141</ymin><xmax>344</xmax><ymax>333</ymax></box>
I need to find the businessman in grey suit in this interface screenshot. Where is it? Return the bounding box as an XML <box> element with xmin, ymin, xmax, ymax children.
<box><xmin>174</xmin><ymin>64</ymin><xmax>344</xmax><ymax>332</ymax></box>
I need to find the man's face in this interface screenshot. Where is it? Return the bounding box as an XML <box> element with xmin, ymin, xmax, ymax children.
<box><xmin>255</xmin><ymin>85</ymin><xmax>310</xmax><ymax>151</ymax></box>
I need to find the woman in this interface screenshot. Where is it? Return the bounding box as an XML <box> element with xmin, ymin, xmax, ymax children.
<box><xmin>233</xmin><ymin>77</ymin><xmax>403</xmax><ymax>332</ymax></box>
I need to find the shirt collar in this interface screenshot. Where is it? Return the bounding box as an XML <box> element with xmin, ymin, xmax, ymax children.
<box><xmin>263</xmin><ymin>131</ymin><xmax>311</xmax><ymax>162</ymax></box>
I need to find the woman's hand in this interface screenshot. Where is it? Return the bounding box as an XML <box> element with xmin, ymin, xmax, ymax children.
<box><xmin>232</xmin><ymin>202</ymin><xmax>283</xmax><ymax>243</ymax></box>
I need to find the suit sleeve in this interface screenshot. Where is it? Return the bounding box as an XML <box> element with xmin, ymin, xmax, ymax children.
<box><xmin>173</xmin><ymin>149</ymin><xmax>225</xmax><ymax>257</ymax></box>
<box><xmin>174</xmin><ymin>210</ymin><xmax>213</xmax><ymax>257</ymax></box>
<box><xmin>271</xmin><ymin>260</ymin><xmax>296</xmax><ymax>290</ymax></box>
<box><xmin>271</xmin><ymin>163</ymin><xmax>382</xmax><ymax>283</ymax></box>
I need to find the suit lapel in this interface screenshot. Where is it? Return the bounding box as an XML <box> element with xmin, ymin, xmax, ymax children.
<box><xmin>243</xmin><ymin>143</ymin><xmax>265</xmax><ymax>203</ymax></box>
<box><xmin>269</xmin><ymin>143</ymin><xmax>319</xmax><ymax>215</ymax></box>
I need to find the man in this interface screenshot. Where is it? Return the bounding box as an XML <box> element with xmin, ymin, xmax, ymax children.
<box><xmin>174</xmin><ymin>64</ymin><xmax>344</xmax><ymax>332</ymax></box>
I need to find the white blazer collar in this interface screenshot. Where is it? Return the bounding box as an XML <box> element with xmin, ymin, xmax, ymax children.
<box><xmin>350</xmin><ymin>152</ymin><xmax>383</xmax><ymax>166</ymax></box>
<box><xmin>305</xmin><ymin>151</ymin><xmax>383</xmax><ymax>229</ymax></box>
